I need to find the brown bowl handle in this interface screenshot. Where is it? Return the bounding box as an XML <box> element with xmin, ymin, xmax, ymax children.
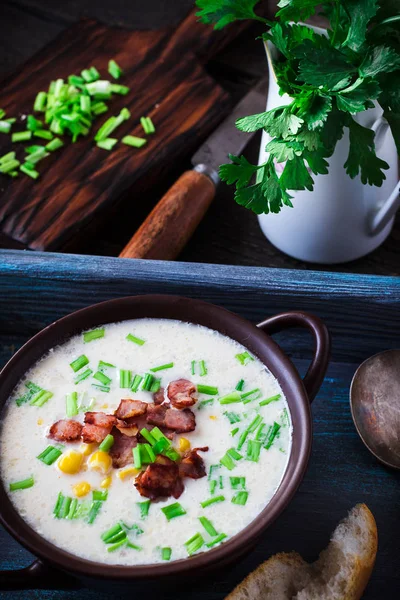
<box><xmin>0</xmin><ymin>559</ymin><xmax>79</xmax><ymax>590</ymax></box>
<box><xmin>257</xmin><ymin>311</ymin><xmax>330</xmax><ymax>403</ymax></box>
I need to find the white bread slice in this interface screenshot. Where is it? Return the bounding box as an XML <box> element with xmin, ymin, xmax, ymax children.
<box><xmin>226</xmin><ymin>504</ymin><xmax>378</xmax><ymax>600</ymax></box>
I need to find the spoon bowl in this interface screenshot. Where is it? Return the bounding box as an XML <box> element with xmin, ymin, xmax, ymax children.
<box><xmin>350</xmin><ymin>349</ymin><xmax>400</xmax><ymax>469</ymax></box>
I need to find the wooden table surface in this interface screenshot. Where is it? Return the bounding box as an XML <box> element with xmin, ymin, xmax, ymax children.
<box><xmin>0</xmin><ymin>0</ymin><xmax>399</xmax><ymax>275</ymax></box>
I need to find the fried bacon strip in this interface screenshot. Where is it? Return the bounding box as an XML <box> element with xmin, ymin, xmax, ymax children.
<box><xmin>81</xmin><ymin>412</ymin><xmax>116</xmax><ymax>444</ymax></box>
<box><xmin>109</xmin><ymin>428</ymin><xmax>137</xmax><ymax>468</ymax></box>
<box><xmin>135</xmin><ymin>455</ymin><xmax>183</xmax><ymax>500</ymax></box>
<box><xmin>114</xmin><ymin>399</ymin><xmax>147</xmax><ymax>420</ymax></box>
<box><xmin>48</xmin><ymin>419</ymin><xmax>82</xmax><ymax>442</ymax></box>
<box><xmin>179</xmin><ymin>447</ymin><xmax>208</xmax><ymax>479</ymax></box>
<box><xmin>167</xmin><ymin>379</ymin><xmax>197</xmax><ymax>409</ymax></box>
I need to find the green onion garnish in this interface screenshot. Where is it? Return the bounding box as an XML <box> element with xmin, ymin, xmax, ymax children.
<box><xmin>67</xmin><ymin>498</ymin><xmax>78</xmax><ymax>519</ymax></box>
<box><xmin>232</xmin><ymin>491</ymin><xmax>249</xmax><ymax>505</ymax></box>
<box><xmin>197</xmin><ymin>385</ymin><xmax>219</xmax><ymax>395</ymax></box>
<box><xmin>209</xmin><ymin>479</ymin><xmax>217</xmax><ymax>495</ymax></box>
<box><xmin>264</xmin><ymin>422</ymin><xmax>281</xmax><ymax>449</ymax></box>
<box><xmin>237</xmin><ymin>429</ymin><xmax>249</xmax><ymax>451</ymax></box>
<box><xmin>206</xmin><ymin>533</ymin><xmax>227</xmax><ymax>548</ymax></box>
<box><xmin>150</xmin><ymin>362</ymin><xmax>174</xmax><ymax>372</ymax></box>
<box><xmin>27</xmin><ymin>115</ymin><xmax>43</xmax><ymax>132</ymax></box>
<box><xmin>161</xmin><ymin>547</ymin><xmax>172</xmax><ymax>561</ymax></box>
<box><xmin>141</xmin><ymin>373</ymin><xmax>155</xmax><ymax>391</ymax></box>
<box><xmin>30</xmin><ymin>389</ymin><xmax>53</xmax><ymax>407</ymax></box>
<box><xmin>198</xmin><ymin>399</ymin><xmax>214</xmax><ymax>409</ymax></box>
<box><xmin>126</xmin><ymin>333</ymin><xmax>145</xmax><ymax>345</ymax></box>
<box><xmin>97</xmin><ymin>137</ymin><xmax>118</xmax><ymax>151</ymax></box>
<box><xmin>122</xmin><ymin>135</ymin><xmax>147</xmax><ymax>148</ymax></box>
<box><xmin>91</xmin><ymin>101</ymin><xmax>108</xmax><ymax>116</ymax></box>
<box><xmin>83</xmin><ymin>328</ymin><xmax>105</xmax><ymax>343</ymax></box>
<box><xmin>98</xmin><ymin>360</ymin><xmax>115</xmax><ymax>371</ymax></box>
<box><xmin>140</xmin><ymin>428</ymin><xmax>156</xmax><ymax>445</ymax></box>
<box><xmin>108</xmin><ymin>59</ymin><xmax>123</xmax><ymax>80</ymax></box>
<box><xmin>93</xmin><ymin>490</ymin><xmax>108</xmax><ymax>501</ymax></box>
<box><xmin>107</xmin><ymin>539</ymin><xmax>127</xmax><ymax>552</ymax></box>
<box><xmin>133</xmin><ymin>446</ymin><xmax>142</xmax><ymax>469</ymax></box>
<box><xmin>74</xmin><ymin>368</ymin><xmax>93</xmax><ymax>384</ymax></box>
<box><xmin>164</xmin><ymin>447</ymin><xmax>180</xmax><ymax>462</ymax></box>
<box><xmin>151</xmin><ymin>427</ymin><xmax>169</xmax><ymax>442</ymax></box>
<box><xmin>246</xmin><ymin>440</ymin><xmax>262</xmax><ymax>462</ymax></box>
<box><xmin>119</xmin><ymin>369</ymin><xmax>131</xmax><ymax>388</ymax></box>
<box><xmin>91</xmin><ymin>384</ymin><xmax>110</xmax><ymax>393</ymax></box>
<box><xmin>9</xmin><ymin>477</ymin><xmax>34</xmax><ymax>491</ymax></box>
<box><xmin>137</xmin><ymin>500</ymin><xmax>151</xmax><ymax>519</ymax></box>
<box><xmin>86</xmin><ymin>500</ymin><xmax>102</xmax><ymax>524</ymax></box>
<box><xmin>235</xmin><ymin>351</ymin><xmax>254</xmax><ymax>365</ymax></box>
<box><xmin>247</xmin><ymin>414</ymin><xmax>263</xmax><ymax>434</ymax></box>
<box><xmin>34</xmin><ymin>129</ymin><xmax>53</xmax><ymax>140</ymax></box>
<box><xmin>111</xmin><ymin>84</ymin><xmax>130</xmax><ymax>95</ymax></box>
<box><xmin>53</xmin><ymin>492</ymin><xmax>64</xmax><ymax>517</ymax></box>
<box><xmin>20</xmin><ymin>164</ymin><xmax>39</xmax><ymax>179</ymax></box>
<box><xmin>259</xmin><ymin>394</ymin><xmax>281</xmax><ymax>406</ymax></box>
<box><xmin>93</xmin><ymin>371</ymin><xmax>112</xmax><ymax>386</ymax></box>
<box><xmin>66</xmin><ymin>391</ymin><xmax>79</xmax><ymax>417</ymax></box>
<box><xmin>231</xmin><ymin>427</ymin><xmax>239</xmax><ymax>436</ymax></box>
<box><xmin>208</xmin><ymin>464</ymin><xmax>220</xmax><ymax>480</ymax></box>
<box><xmin>37</xmin><ymin>445</ymin><xmax>63</xmax><ymax>465</ymax></box>
<box><xmin>0</xmin><ymin>151</ymin><xmax>16</xmax><ymax>163</ymax></box>
<box><xmin>101</xmin><ymin>523</ymin><xmax>125</xmax><ymax>544</ymax></box>
<box><xmin>60</xmin><ymin>496</ymin><xmax>72</xmax><ymax>519</ymax></box>
<box><xmin>0</xmin><ymin>109</ymin><xmax>5</xmax><ymax>119</ymax></box>
<box><xmin>140</xmin><ymin>116</ymin><xmax>156</xmax><ymax>135</ymax></box>
<box><xmin>161</xmin><ymin>502</ymin><xmax>187</xmax><ymax>521</ymax></box>
<box><xmin>235</xmin><ymin>379</ymin><xmax>245</xmax><ymax>391</ymax></box>
<box><xmin>241</xmin><ymin>388</ymin><xmax>262</xmax><ymax>403</ymax></box>
<box><xmin>141</xmin><ymin>443</ymin><xmax>156</xmax><ymax>464</ymax></box>
<box><xmin>281</xmin><ymin>408</ymin><xmax>290</xmax><ymax>427</ymax></box>
<box><xmin>230</xmin><ymin>476</ymin><xmax>246</xmax><ymax>490</ymax></box>
<box><xmin>191</xmin><ymin>360</ymin><xmax>196</xmax><ymax>375</ymax></box>
<box><xmin>34</xmin><ymin>91</ymin><xmax>47</xmax><ymax>112</ymax></box>
<box><xmin>0</xmin><ymin>159</ymin><xmax>20</xmax><ymax>174</ymax></box>
<box><xmin>99</xmin><ymin>434</ymin><xmax>114</xmax><ymax>452</ymax></box>
<box><xmin>227</xmin><ymin>448</ymin><xmax>243</xmax><ymax>461</ymax></box>
<box><xmin>0</xmin><ymin>121</ymin><xmax>11</xmax><ymax>135</ymax></box>
<box><xmin>152</xmin><ymin>437</ymin><xmax>170</xmax><ymax>454</ymax></box>
<box><xmin>94</xmin><ymin>108</ymin><xmax>130</xmax><ymax>142</ymax></box>
<box><xmin>199</xmin><ymin>360</ymin><xmax>207</xmax><ymax>377</ymax></box>
<box><xmin>12</xmin><ymin>131</ymin><xmax>32</xmax><ymax>143</ymax></box>
<box><xmin>219</xmin><ymin>391</ymin><xmax>241</xmax><ymax>405</ymax></box>
<box><xmin>130</xmin><ymin>374</ymin><xmax>143</xmax><ymax>392</ymax></box>
<box><xmin>150</xmin><ymin>378</ymin><xmax>161</xmax><ymax>393</ymax></box>
<box><xmin>26</xmin><ymin>148</ymin><xmax>50</xmax><ymax>165</ymax></box>
<box><xmin>184</xmin><ymin>532</ymin><xmax>204</xmax><ymax>556</ymax></box>
<box><xmin>200</xmin><ymin>495</ymin><xmax>225</xmax><ymax>508</ymax></box>
<box><xmin>199</xmin><ymin>516</ymin><xmax>218</xmax><ymax>537</ymax></box>
<box><xmin>15</xmin><ymin>381</ymin><xmax>41</xmax><ymax>406</ymax></box>
<box><xmin>220</xmin><ymin>453</ymin><xmax>236</xmax><ymax>471</ymax></box>
<box><xmin>224</xmin><ymin>411</ymin><xmax>241</xmax><ymax>424</ymax></box>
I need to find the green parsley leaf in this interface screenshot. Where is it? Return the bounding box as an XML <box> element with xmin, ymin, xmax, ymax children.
<box><xmin>279</xmin><ymin>155</ymin><xmax>314</xmax><ymax>191</ymax></box>
<box><xmin>301</xmin><ymin>94</ymin><xmax>332</xmax><ymax>130</ymax></box>
<box><xmin>336</xmin><ymin>79</ymin><xmax>380</xmax><ymax>113</ymax></box>
<box><xmin>343</xmin><ymin>0</ymin><xmax>379</xmax><ymax>52</ymax></box>
<box><xmin>359</xmin><ymin>45</ymin><xmax>400</xmax><ymax>78</ymax></box>
<box><xmin>237</xmin><ymin>107</ymin><xmax>304</xmax><ymax>139</ymax></box>
<box><xmin>320</xmin><ymin>107</ymin><xmax>347</xmax><ymax>153</ymax></box>
<box><xmin>276</xmin><ymin>0</ymin><xmax>321</xmax><ymax>22</ymax></box>
<box><xmin>234</xmin><ymin>161</ymin><xmax>293</xmax><ymax>214</ymax></box>
<box><xmin>195</xmin><ymin>0</ymin><xmax>264</xmax><ymax>29</ymax></box>
<box><xmin>219</xmin><ymin>154</ymin><xmax>260</xmax><ymax>187</ymax></box>
<box><xmin>344</xmin><ymin>117</ymin><xmax>389</xmax><ymax>186</ymax></box>
<box><xmin>265</xmin><ymin>139</ymin><xmax>303</xmax><ymax>163</ymax></box>
<box><xmin>296</xmin><ymin>40</ymin><xmax>356</xmax><ymax>89</ymax></box>
<box><xmin>304</xmin><ymin>149</ymin><xmax>330</xmax><ymax>175</ymax></box>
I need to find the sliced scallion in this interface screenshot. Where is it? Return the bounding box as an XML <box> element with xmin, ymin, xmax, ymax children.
<box><xmin>86</xmin><ymin>500</ymin><xmax>102</xmax><ymax>524</ymax></box>
<box><xmin>37</xmin><ymin>445</ymin><xmax>63</xmax><ymax>465</ymax></box>
<box><xmin>219</xmin><ymin>391</ymin><xmax>241</xmax><ymax>405</ymax></box>
<box><xmin>197</xmin><ymin>384</ymin><xmax>218</xmax><ymax>395</ymax></box>
<box><xmin>93</xmin><ymin>371</ymin><xmax>112</xmax><ymax>386</ymax></box>
<box><xmin>66</xmin><ymin>391</ymin><xmax>79</xmax><ymax>417</ymax></box>
<box><xmin>9</xmin><ymin>477</ymin><xmax>34</xmax><ymax>491</ymax></box>
<box><xmin>161</xmin><ymin>502</ymin><xmax>187</xmax><ymax>521</ymax></box>
<box><xmin>130</xmin><ymin>374</ymin><xmax>143</xmax><ymax>392</ymax></box>
<box><xmin>0</xmin><ymin>121</ymin><xmax>12</xmax><ymax>134</ymax></box>
<box><xmin>70</xmin><ymin>354</ymin><xmax>89</xmax><ymax>372</ymax></box>
<box><xmin>137</xmin><ymin>500</ymin><xmax>150</xmax><ymax>519</ymax></box>
<box><xmin>246</xmin><ymin>439</ymin><xmax>262</xmax><ymax>462</ymax></box>
<box><xmin>231</xmin><ymin>427</ymin><xmax>239</xmax><ymax>436</ymax></box>
<box><xmin>224</xmin><ymin>411</ymin><xmax>241</xmax><ymax>424</ymax></box>
<box><xmin>74</xmin><ymin>368</ymin><xmax>93</xmax><ymax>384</ymax></box>
<box><xmin>34</xmin><ymin>91</ymin><xmax>47</xmax><ymax>112</ymax></box>
<box><xmin>264</xmin><ymin>422</ymin><xmax>281</xmax><ymax>449</ymax></box>
<box><xmin>11</xmin><ymin>131</ymin><xmax>32</xmax><ymax>143</ymax></box>
<box><xmin>206</xmin><ymin>533</ymin><xmax>227</xmax><ymax>548</ymax></box>
<box><xmin>99</xmin><ymin>434</ymin><xmax>114</xmax><ymax>452</ymax></box>
<box><xmin>235</xmin><ymin>351</ymin><xmax>254</xmax><ymax>365</ymax></box>
<box><xmin>92</xmin><ymin>489</ymin><xmax>108</xmax><ymax>501</ymax></box>
<box><xmin>34</xmin><ymin>129</ymin><xmax>53</xmax><ymax>140</ymax></box>
<box><xmin>150</xmin><ymin>362</ymin><xmax>174</xmax><ymax>372</ymax></box>
<box><xmin>122</xmin><ymin>135</ymin><xmax>147</xmax><ymax>148</ymax></box>
<box><xmin>235</xmin><ymin>379</ymin><xmax>245</xmax><ymax>391</ymax></box>
<box><xmin>140</xmin><ymin>428</ymin><xmax>156</xmax><ymax>445</ymax></box>
<box><xmin>108</xmin><ymin>59</ymin><xmax>123</xmax><ymax>80</ymax></box>
<box><xmin>133</xmin><ymin>446</ymin><xmax>142</xmax><ymax>469</ymax></box>
<box><xmin>199</xmin><ymin>516</ymin><xmax>218</xmax><ymax>537</ymax></box>
<box><xmin>126</xmin><ymin>333</ymin><xmax>145</xmax><ymax>345</ymax></box>
<box><xmin>30</xmin><ymin>389</ymin><xmax>53</xmax><ymax>407</ymax></box>
<box><xmin>259</xmin><ymin>394</ymin><xmax>281</xmax><ymax>406</ymax></box>
<box><xmin>161</xmin><ymin>547</ymin><xmax>172</xmax><ymax>561</ymax></box>
<box><xmin>199</xmin><ymin>360</ymin><xmax>207</xmax><ymax>377</ymax></box>
<box><xmin>140</xmin><ymin>116</ymin><xmax>155</xmax><ymax>135</ymax></box>
<box><xmin>200</xmin><ymin>495</ymin><xmax>225</xmax><ymax>508</ymax></box>
<box><xmin>198</xmin><ymin>399</ymin><xmax>214</xmax><ymax>409</ymax></box>
<box><xmin>232</xmin><ymin>491</ymin><xmax>249</xmax><ymax>505</ymax></box>
<box><xmin>97</xmin><ymin>137</ymin><xmax>117</xmax><ymax>150</ymax></box>
<box><xmin>119</xmin><ymin>369</ymin><xmax>131</xmax><ymax>388</ymax></box>
<box><xmin>141</xmin><ymin>373</ymin><xmax>154</xmax><ymax>391</ymax></box>
<box><xmin>241</xmin><ymin>388</ymin><xmax>262</xmax><ymax>403</ymax></box>
<box><xmin>184</xmin><ymin>532</ymin><xmax>204</xmax><ymax>556</ymax></box>
<box><xmin>230</xmin><ymin>476</ymin><xmax>246</xmax><ymax>490</ymax></box>
<box><xmin>83</xmin><ymin>328</ymin><xmax>105</xmax><ymax>343</ymax></box>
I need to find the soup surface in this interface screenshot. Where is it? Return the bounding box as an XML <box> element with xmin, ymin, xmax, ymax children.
<box><xmin>0</xmin><ymin>319</ymin><xmax>292</xmax><ymax>565</ymax></box>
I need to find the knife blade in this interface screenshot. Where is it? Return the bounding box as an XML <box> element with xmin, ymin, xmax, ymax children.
<box><xmin>119</xmin><ymin>79</ymin><xmax>267</xmax><ymax>261</ymax></box>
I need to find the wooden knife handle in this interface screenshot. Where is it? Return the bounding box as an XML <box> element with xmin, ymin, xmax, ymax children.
<box><xmin>119</xmin><ymin>170</ymin><xmax>216</xmax><ymax>260</ymax></box>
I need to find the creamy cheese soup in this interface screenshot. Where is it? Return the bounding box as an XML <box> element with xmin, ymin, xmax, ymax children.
<box><xmin>0</xmin><ymin>319</ymin><xmax>292</xmax><ymax>565</ymax></box>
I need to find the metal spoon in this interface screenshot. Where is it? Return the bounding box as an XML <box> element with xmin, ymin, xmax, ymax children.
<box><xmin>350</xmin><ymin>349</ymin><xmax>400</xmax><ymax>469</ymax></box>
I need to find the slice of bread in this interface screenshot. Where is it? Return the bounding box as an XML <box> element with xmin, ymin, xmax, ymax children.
<box><xmin>226</xmin><ymin>504</ymin><xmax>378</xmax><ymax>600</ymax></box>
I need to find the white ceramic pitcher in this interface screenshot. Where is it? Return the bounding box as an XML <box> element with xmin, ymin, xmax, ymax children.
<box><xmin>258</xmin><ymin>28</ymin><xmax>400</xmax><ymax>264</ymax></box>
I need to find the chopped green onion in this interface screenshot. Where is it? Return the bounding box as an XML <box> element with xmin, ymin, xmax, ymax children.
<box><xmin>97</xmin><ymin>137</ymin><xmax>118</xmax><ymax>151</ymax></box>
<box><xmin>91</xmin><ymin>384</ymin><xmax>110</xmax><ymax>393</ymax></box>
<box><xmin>5</xmin><ymin>118</ymin><xmax>16</xmax><ymax>124</ymax></box>
<box><xmin>264</xmin><ymin>422</ymin><xmax>281</xmax><ymax>449</ymax></box>
<box><xmin>53</xmin><ymin>492</ymin><xmax>64</xmax><ymax>516</ymax></box>
<box><xmin>86</xmin><ymin>500</ymin><xmax>102</xmax><ymax>524</ymax></box>
<box><xmin>161</xmin><ymin>547</ymin><xmax>172</xmax><ymax>561</ymax></box>
<box><xmin>197</xmin><ymin>384</ymin><xmax>219</xmax><ymax>395</ymax></box>
<box><xmin>281</xmin><ymin>407</ymin><xmax>290</xmax><ymax>427</ymax></box>
<box><xmin>60</xmin><ymin>496</ymin><xmax>72</xmax><ymax>519</ymax></box>
<box><xmin>107</xmin><ymin>539</ymin><xmax>127</xmax><ymax>552</ymax></box>
<box><xmin>0</xmin><ymin>159</ymin><xmax>20</xmax><ymax>174</ymax></box>
<box><xmin>131</xmin><ymin>374</ymin><xmax>143</xmax><ymax>392</ymax></box>
<box><xmin>122</xmin><ymin>135</ymin><xmax>147</xmax><ymax>148</ymax></box>
<box><xmin>206</xmin><ymin>533</ymin><xmax>227</xmax><ymax>548</ymax></box>
<box><xmin>220</xmin><ymin>452</ymin><xmax>235</xmax><ymax>471</ymax></box>
<box><xmin>198</xmin><ymin>399</ymin><xmax>214</xmax><ymax>409</ymax></box>
<box><xmin>0</xmin><ymin>109</ymin><xmax>5</xmax><ymax>119</ymax></box>
<box><xmin>66</xmin><ymin>391</ymin><xmax>79</xmax><ymax>417</ymax></box>
<box><xmin>132</xmin><ymin>445</ymin><xmax>142</xmax><ymax>469</ymax></box>
<box><xmin>126</xmin><ymin>333</ymin><xmax>145</xmax><ymax>345</ymax></box>
<box><xmin>151</xmin><ymin>427</ymin><xmax>169</xmax><ymax>443</ymax></box>
<box><xmin>231</xmin><ymin>427</ymin><xmax>239</xmax><ymax>436</ymax></box>
<box><xmin>0</xmin><ymin>151</ymin><xmax>16</xmax><ymax>163</ymax></box>
<box><xmin>108</xmin><ymin>59</ymin><xmax>123</xmax><ymax>79</ymax></box>
<box><xmin>101</xmin><ymin>523</ymin><xmax>125</xmax><ymax>543</ymax></box>
<box><xmin>99</xmin><ymin>434</ymin><xmax>114</xmax><ymax>452</ymax></box>
<box><xmin>98</xmin><ymin>360</ymin><xmax>115</xmax><ymax>371</ymax></box>
<box><xmin>199</xmin><ymin>516</ymin><xmax>218</xmax><ymax>537</ymax></box>
<box><xmin>255</xmin><ymin>423</ymin><xmax>266</xmax><ymax>441</ymax></box>
<box><xmin>235</xmin><ymin>379</ymin><xmax>245</xmax><ymax>391</ymax></box>
<box><xmin>74</xmin><ymin>368</ymin><xmax>93</xmax><ymax>384</ymax></box>
<box><xmin>184</xmin><ymin>532</ymin><xmax>204</xmax><ymax>556</ymax></box>
<box><xmin>119</xmin><ymin>369</ymin><xmax>131</xmax><ymax>388</ymax></box>
<box><xmin>247</xmin><ymin>414</ymin><xmax>263</xmax><ymax>434</ymax></box>
<box><xmin>9</xmin><ymin>477</ymin><xmax>34</xmax><ymax>491</ymax></box>
<box><xmin>81</xmin><ymin>69</ymin><xmax>94</xmax><ymax>83</ymax></box>
<box><xmin>150</xmin><ymin>362</ymin><xmax>174</xmax><ymax>372</ymax></box>
<box><xmin>164</xmin><ymin>447</ymin><xmax>180</xmax><ymax>462</ymax></box>
<box><xmin>83</xmin><ymin>328</ymin><xmax>105</xmax><ymax>343</ymax></box>
<box><xmin>34</xmin><ymin>129</ymin><xmax>53</xmax><ymax>140</ymax></box>
<box><xmin>150</xmin><ymin>378</ymin><xmax>161</xmax><ymax>393</ymax></box>
<box><xmin>137</xmin><ymin>500</ymin><xmax>151</xmax><ymax>519</ymax></box>
<box><xmin>91</xmin><ymin>101</ymin><xmax>108</xmax><ymax>116</ymax></box>
<box><xmin>16</xmin><ymin>381</ymin><xmax>42</xmax><ymax>406</ymax></box>
<box><xmin>208</xmin><ymin>464</ymin><xmax>220</xmax><ymax>480</ymax></box>
<box><xmin>12</xmin><ymin>131</ymin><xmax>32</xmax><ymax>142</ymax></box>
<box><xmin>241</xmin><ymin>388</ymin><xmax>262</xmax><ymax>403</ymax></box>
<box><xmin>30</xmin><ymin>389</ymin><xmax>53</xmax><ymax>406</ymax></box>
<box><xmin>140</xmin><ymin>428</ymin><xmax>156</xmax><ymax>445</ymax></box>
<box><xmin>152</xmin><ymin>437</ymin><xmax>170</xmax><ymax>454</ymax></box>
<box><xmin>34</xmin><ymin>92</ymin><xmax>47</xmax><ymax>112</ymax></box>
<box><xmin>26</xmin><ymin>149</ymin><xmax>50</xmax><ymax>165</ymax></box>
<box><xmin>93</xmin><ymin>371</ymin><xmax>112</xmax><ymax>386</ymax></box>
<box><xmin>199</xmin><ymin>360</ymin><xmax>207</xmax><ymax>377</ymax></box>
<box><xmin>110</xmin><ymin>84</ymin><xmax>130</xmax><ymax>95</ymax></box>
<box><xmin>209</xmin><ymin>479</ymin><xmax>217</xmax><ymax>495</ymax></box>
<box><xmin>224</xmin><ymin>411</ymin><xmax>241</xmax><ymax>424</ymax></box>
<box><xmin>200</xmin><ymin>495</ymin><xmax>225</xmax><ymax>508</ymax></box>
<box><xmin>37</xmin><ymin>445</ymin><xmax>63</xmax><ymax>465</ymax></box>
<box><xmin>0</xmin><ymin>121</ymin><xmax>12</xmax><ymax>134</ymax></box>
<box><xmin>227</xmin><ymin>448</ymin><xmax>243</xmax><ymax>461</ymax></box>
<box><xmin>138</xmin><ymin>443</ymin><xmax>154</xmax><ymax>464</ymax></box>
<box><xmin>27</xmin><ymin>115</ymin><xmax>43</xmax><ymax>132</ymax></box>
<box><xmin>191</xmin><ymin>360</ymin><xmax>196</xmax><ymax>375</ymax></box>
<box><xmin>230</xmin><ymin>476</ymin><xmax>246</xmax><ymax>490</ymax></box>
<box><xmin>93</xmin><ymin>489</ymin><xmax>108</xmax><ymax>501</ymax></box>
<box><xmin>259</xmin><ymin>394</ymin><xmax>281</xmax><ymax>406</ymax></box>
<box><xmin>94</xmin><ymin>108</ymin><xmax>130</xmax><ymax>142</ymax></box>
<box><xmin>141</xmin><ymin>373</ymin><xmax>154</xmax><ymax>391</ymax></box>
<box><xmin>246</xmin><ymin>440</ymin><xmax>262</xmax><ymax>462</ymax></box>
<box><xmin>67</xmin><ymin>498</ymin><xmax>78</xmax><ymax>519</ymax></box>
<box><xmin>45</xmin><ymin>137</ymin><xmax>64</xmax><ymax>151</ymax></box>
<box><xmin>219</xmin><ymin>391</ymin><xmax>241</xmax><ymax>405</ymax></box>
<box><xmin>232</xmin><ymin>491</ymin><xmax>249</xmax><ymax>505</ymax></box>
<box><xmin>140</xmin><ymin>116</ymin><xmax>155</xmax><ymax>135</ymax></box>
<box><xmin>70</xmin><ymin>354</ymin><xmax>89</xmax><ymax>372</ymax></box>
<box><xmin>237</xmin><ymin>429</ymin><xmax>249</xmax><ymax>451</ymax></box>
<box><xmin>90</xmin><ymin>66</ymin><xmax>100</xmax><ymax>80</ymax></box>
<box><xmin>161</xmin><ymin>502</ymin><xmax>187</xmax><ymax>521</ymax></box>
<box><xmin>235</xmin><ymin>351</ymin><xmax>254</xmax><ymax>365</ymax></box>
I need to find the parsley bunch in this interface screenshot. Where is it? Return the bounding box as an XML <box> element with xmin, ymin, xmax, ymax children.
<box><xmin>196</xmin><ymin>0</ymin><xmax>400</xmax><ymax>214</ymax></box>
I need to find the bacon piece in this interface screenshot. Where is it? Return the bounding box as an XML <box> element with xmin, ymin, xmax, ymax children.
<box><xmin>116</xmin><ymin>419</ymin><xmax>139</xmax><ymax>437</ymax></box>
<box><xmin>146</xmin><ymin>403</ymin><xmax>167</xmax><ymax>427</ymax></box>
<box><xmin>82</xmin><ymin>411</ymin><xmax>116</xmax><ymax>444</ymax></box>
<box><xmin>167</xmin><ymin>379</ymin><xmax>197</xmax><ymax>409</ymax></box>
<box><xmin>49</xmin><ymin>419</ymin><xmax>82</xmax><ymax>442</ymax></box>
<box><xmin>135</xmin><ymin>456</ymin><xmax>182</xmax><ymax>500</ymax></box>
<box><xmin>164</xmin><ymin>408</ymin><xmax>196</xmax><ymax>433</ymax></box>
<box><xmin>179</xmin><ymin>447</ymin><xmax>209</xmax><ymax>479</ymax></box>
<box><xmin>115</xmin><ymin>399</ymin><xmax>147</xmax><ymax>420</ymax></box>
<box><xmin>153</xmin><ymin>387</ymin><xmax>165</xmax><ymax>405</ymax></box>
<box><xmin>109</xmin><ymin>428</ymin><xmax>138</xmax><ymax>468</ymax></box>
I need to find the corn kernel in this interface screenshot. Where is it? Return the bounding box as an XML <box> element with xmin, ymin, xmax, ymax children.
<box><xmin>58</xmin><ymin>451</ymin><xmax>84</xmax><ymax>475</ymax></box>
<box><xmin>88</xmin><ymin>450</ymin><xmax>112</xmax><ymax>475</ymax></box>
<box><xmin>37</xmin><ymin>418</ymin><xmax>43</xmax><ymax>425</ymax></box>
<box><xmin>80</xmin><ymin>443</ymin><xmax>96</xmax><ymax>456</ymax></box>
<box><xmin>100</xmin><ymin>404</ymin><xmax>109</xmax><ymax>409</ymax></box>
<box><xmin>117</xmin><ymin>467</ymin><xmax>139</xmax><ymax>481</ymax></box>
<box><xmin>73</xmin><ymin>481</ymin><xmax>91</xmax><ymax>498</ymax></box>
<box><xmin>101</xmin><ymin>476</ymin><xmax>112</xmax><ymax>488</ymax></box>
<box><xmin>179</xmin><ymin>437</ymin><xmax>191</xmax><ymax>452</ymax></box>
<box><xmin>209</xmin><ymin>415</ymin><xmax>217</xmax><ymax>421</ymax></box>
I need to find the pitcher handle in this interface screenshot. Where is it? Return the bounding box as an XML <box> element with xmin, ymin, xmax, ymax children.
<box><xmin>368</xmin><ymin>116</ymin><xmax>400</xmax><ymax>236</ymax></box>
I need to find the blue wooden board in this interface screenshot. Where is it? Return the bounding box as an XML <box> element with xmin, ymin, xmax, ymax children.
<box><xmin>0</xmin><ymin>250</ymin><xmax>399</xmax><ymax>599</ymax></box>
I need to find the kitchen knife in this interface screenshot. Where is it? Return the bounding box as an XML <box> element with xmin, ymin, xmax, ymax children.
<box><xmin>119</xmin><ymin>80</ymin><xmax>267</xmax><ymax>260</ymax></box>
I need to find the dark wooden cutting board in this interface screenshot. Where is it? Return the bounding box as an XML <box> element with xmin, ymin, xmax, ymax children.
<box><xmin>0</xmin><ymin>11</ymin><xmax>252</xmax><ymax>252</ymax></box>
